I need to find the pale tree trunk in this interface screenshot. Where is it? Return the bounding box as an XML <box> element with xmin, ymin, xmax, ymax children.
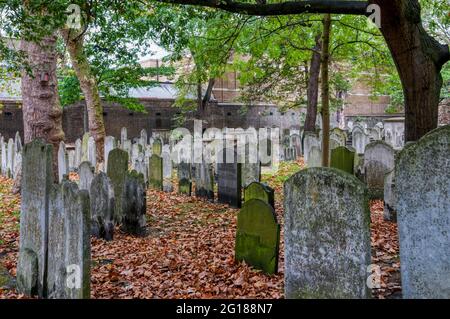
<box><xmin>20</xmin><ymin>35</ymin><xmax>65</xmax><ymax>181</ymax></box>
<box><xmin>60</xmin><ymin>29</ymin><xmax>106</xmax><ymax>163</ymax></box>
<box><xmin>374</xmin><ymin>0</ymin><xmax>450</xmax><ymax>141</ymax></box>
<box><xmin>304</xmin><ymin>34</ymin><xmax>322</xmax><ymax>133</ymax></box>
<box><xmin>321</xmin><ymin>14</ymin><xmax>331</xmax><ymax>167</ymax></box>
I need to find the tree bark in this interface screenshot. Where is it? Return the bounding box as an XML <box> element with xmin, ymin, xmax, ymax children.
<box><xmin>202</xmin><ymin>78</ymin><xmax>216</xmax><ymax>110</ymax></box>
<box><xmin>373</xmin><ymin>0</ymin><xmax>450</xmax><ymax>141</ymax></box>
<box><xmin>321</xmin><ymin>14</ymin><xmax>331</xmax><ymax>167</ymax></box>
<box><xmin>304</xmin><ymin>34</ymin><xmax>322</xmax><ymax>133</ymax></box>
<box><xmin>60</xmin><ymin>29</ymin><xmax>106</xmax><ymax>163</ymax></box>
<box><xmin>20</xmin><ymin>35</ymin><xmax>65</xmax><ymax>180</ymax></box>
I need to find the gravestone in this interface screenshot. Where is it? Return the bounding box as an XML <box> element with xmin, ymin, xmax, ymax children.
<box><xmin>241</xmin><ymin>160</ymin><xmax>261</xmax><ymax>188</ymax></box>
<box><xmin>1</xmin><ymin>136</ymin><xmax>6</xmax><ymax>176</ymax></box>
<box><xmin>235</xmin><ymin>199</ymin><xmax>280</xmax><ymax>274</ymax></box>
<box><xmin>284</xmin><ymin>167</ymin><xmax>371</xmax><ymax>299</ymax></box>
<box><xmin>194</xmin><ymin>162</ymin><xmax>214</xmax><ymax>201</ymax></box>
<box><xmin>67</xmin><ymin>150</ymin><xmax>75</xmax><ymax>172</ymax></box>
<box><xmin>178</xmin><ymin>161</ymin><xmax>192</xmax><ymax>195</ymax></box>
<box><xmin>79</xmin><ymin>161</ymin><xmax>95</xmax><ymax>191</ymax></box>
<box><xmin>306</xmin><ymin>145</ymin><xmax>322</xmax><ymax>168</ymax></box>
<box><xmin>149</xmin><ymin>154</ymin><xmax>163</xmax><ymax>190</ymax></box>
<box><xmin>162</xmin><ymin>150</ymin><xmax>173</xmax><ymax>192</ymax></box>
<box><xmin>134</xmin><ymin>153</ymin><xmax>148</xmax><ymax>185</ymax></box>
<box><xmin>47</xmin><ymin>180</ymin><xmax>90</xmax><ymax>299</ymax></box>
<box><xmin>90</xmin><ymin>172</ymin><xmax>115</xmax><ymax>241</ymax></box>
<box><xmin>107</xmin><ymin>148</ymin><xmax>129</xmax><ymax>224</ymax></box>
<box><xmin>17</xmin><ymin>139</ymin><xmax>53</xmax><ymax>297</ymax></box>
<box><xmin>81</xmin><ymin>133</ymin><xmax>90</xmax><ymax>162</ymax></box>
<box><xmin>384</xmin><ymin>170</ymin><xmax>397</xmax><ymax>222</ymax></box>
<box><xmin>244</xmin><ymin>182</ymin><xmax>275</xmax><ymax>209</ymax></box>
<box><xmin>58</xmin><ymin>141</ymin><xmax>69</xmax><ymax>183</ymax></box>
<box><xmin>290</xmin><ymin>134</ymin><xmax>302</xmax><ymax>157</ymax></box>
<box><xmin>7</xmin><ymin>138</ymin><xmax>15</xmax><ymax>177</ymax></box>
<box><xmin>87</xmin><ymin>136</ymin><xmax>96</xmax><ymax>168</ymax></box>
<box><xmin>104</xmin><ymin>136</ymin><xmax>116</xmax><ymax>173</ymax></box>
<box><xmin>303</xmin><ymin>132</ymin><xmax>320</xmax><ymax>164</ymax></box>
<box><xmin>363</xmin><ymin>141</ymin><xmax>395</xmax><ymax>199</ymax></box>
<box><xmin>352</xmin><ymin>126</ymin><xmax>370</xmax><ymax>154</ymax></box>
<box><xmin>121</xmin><ymin>170</ymin><xmax>147</xmax><ymax>236</ymax></box>
<box><xmin>330</xmin><ymin>146</ymin><xmax>355</xmax><ymax>174</ymax></box>
<box><xmin>217</xmin><ymin>148</ymin><xmax>242</xmax><ymax>208</ymax></box>
<box><xmin>140</xmin><ymin>129</ymin><xmax>148</xmax><ymax>148</ymax></box>
<box><xmin>120</xmin><ymin>127</ymin><xmax>127</xmax><ymax>146</ymax></box>
<box><xmin>74</xmin><ymin>139</ymin><xmax>82</xmax><ymax>169</ymax></box>
<box><xmin>395</xmin><ymin>125</ymin><xmax>450</xmax><ymax>298</ymax></box>
<box><xmin>152</xmin><ymin>138</ymin><xmax>162</xmax><ymax>156</ymax></box>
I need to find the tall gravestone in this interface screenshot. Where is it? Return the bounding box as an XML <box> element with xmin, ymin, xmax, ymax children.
<box><xmin>149</xmin><ymin>154</ymin><xmax>163</xmax><ymax>190</ymax></box>
<box><xmin>352</xmin><ymin>126</ymin><xmax>370</xmax><ymax>155</ymax></box>
<box><xmin>104</xmin><ymin>136</ymin><xmax>116</xmax><ymax>173</ymax></box>
<box><xmin>162</xmin><ymin>150</ymin><xmax>173</xmax><ymax>192</ymax></box>
<box><xmin>284</xmin><ymin>168</ymin><xmax>371</xmax><ymax>299</ymax></box>
<box><xmin>17</xmin><ymin>139</ymin><xmax>53</xmax><ymax>297</ymax></box>
<box><xmin>303</xmin><ymin>132</ymin><xmax>320</xmax><ymax>164</ymax></box>
<box><xmin>235</xmin><ymin>199</ymin><xmax>280</xmax><ymax>274</ymax></box>
<box><xmin>217</xmin><ymin>148</ymin><xmax>242</xmax><ymax>208</ymax></box>
<box><xmin>194</xmin><ymin>162</ymin><xmax>214</xmax><ymax>201</ymax></box>
<box><xmin>152</xmin><ymin>138</ymin><xmax>162</xmax><ymax>156</ymax></box>
<box><xmin>330</xmin><ymin>146</ymin><xmax>355</xmax><ymax>174</ymax></box>
<box><xmin>74</xmin><ymin>139</ymin><xmax>82</xmax><ymax>169</ymax></box>
<box><xmin>363</xmin><ymin>141</ymin><xmax>395</xmax><ymax>199</ymax></box>
<box><xmin>1</xmin><ymin>136</ymin><xmax>7</xmax><ymax>176</ymax></box>
<box><xmin>178</xmin><ymin>161</ymin><xmax>192</xmax><ymax>195</ymax></box>
<box><xmin>79</xmin><ymin>161</ymin><xmax>95</xmax><ymax>191</ymax></box>
<box><xmin>81</xmin><ymin>133</ymin><xmax>90</xmax><ymax>162</ymax></box>
<box><xmin>87</xmin><ymin>136</ymin><xmax>96</xmax><ymax>168</ymax></box>
<box><xmin>244</xmin><ymin>182</ymin><xmax>275</xmax><ymax>209</ymax></box>
<box><xmin>7</xmin><ymin>138</ymin><xmax>15</xmax><ymax>177</ymax></box>
<box><xmin>384</xmin><ymin>169</ymin><xmax>397</xmax><ymax>222</ymax></box>
<box><xmin>395</xmin><ymin>125</ymin><xmax>450</xmax><ymax>298</ymax></box>
<box><xmin>47</xmin><ymin>180</ymin><xmax>90</xmax><ymax>299</ymax></box>
<box><xmin>120</xmin><ymin>127</ymin><xmax>127</xmax><ymax>146</ymax></box>
<box><xmin>58</xmin><ymin>141</ymin><xmax>69</xmax><ymax>183</ymax></box>
<box><xmin>90</xmin><ymin>172</ymin><xmax>115</xmax><ymax>241</ymax></box>
<box><xmin>306</xmin><ymin>145</ymin><xmax>322</xmax><ymax>168</ymax></box>
<box><xmin>121</xmin><ymin>170</ymin><xmax>147</xmax><ymax>236</ymax></box>
<box><xmin>139</xmin><ymin>129</ymin><xmax>148</xmax><ymax>148</ymax></box>
<box><xmin>107</xmin><ymin>148</ymin><xmax>129</xmax><ymax>224</ymax></box>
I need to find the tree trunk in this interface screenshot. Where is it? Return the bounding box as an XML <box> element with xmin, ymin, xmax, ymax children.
<box><xmin>304</xmin><ymin>34</ymin><xmax>322</xmax><ymax>133</ymax></box>
<box><xmin>60</xmin><ymin>29</ymin><xmax>106</xmax><ymax>163</ymax></box>
<box><xmin>321</xmin><ymin>14</ymin><xmax>332</xmax><ymax>167</ymax></box>
<box><xmin>375</xmin><ymin>0</ymin><xmax>450</xmax><ymax>141</ymax></box>
<box><xmin>202</xmin><ymin>78</ymin><xmax>216</xmax><ymax>110</ymax></box>
<box><xmin>20</xmin><ymin>35</ymin><xmax>65</xmax><ymax>180</ymax></box>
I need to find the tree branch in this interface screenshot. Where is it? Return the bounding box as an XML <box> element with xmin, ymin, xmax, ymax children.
<box><xmin>153</xmin><ymin>1</ymin><xmax>370</xmax><ymax>16</ymax></box>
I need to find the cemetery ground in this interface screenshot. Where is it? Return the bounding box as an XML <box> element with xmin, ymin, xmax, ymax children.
<box><xmin>0</xmin><ymin>160</ymin><xmax>400</xmax><ymax>299</ymax></box>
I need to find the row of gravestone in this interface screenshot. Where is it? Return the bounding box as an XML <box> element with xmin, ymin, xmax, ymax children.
<box><xmin>17</xmin><ymin>140</ymin><xmax>148</xmax><ymax>299</ymax></box>
<box><xmin>237</xmin><ymin>125</ymin><xmax>450</xmax><ymax>298</ymax></box>
<box><xmin>0</xmin><ymin>132</ymin><xmax>22</xmax><ymax>179</ymax></box>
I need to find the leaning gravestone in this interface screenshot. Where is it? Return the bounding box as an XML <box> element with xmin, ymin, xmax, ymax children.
<box><xmin>284</xmin><ymin>167</ymin><xmax>371</xmax><ymax>299</ymax></box>
<box><xmin>47</xmin><ymin>180</ymin><xmax>90</xmax><ymax>299</ymax></box>
<box><xmin>235</xmin><ymin>199</ymin><xmax>280</xmax><ymax>274</ymax></box>
<box><xmin>90</xmin><ymin>172</ymin><xmax>115</xmax><ymax>241</ymax></box>
<box><xmin>244</xmin><ymin>182</ymin><xmax>275</xmax><ymax>209</ymax></box>
<box><xmin>178</xmin><ymin>161</ymin><xmax>192</xmax><ymax>195</ymax></box>
<box><xmin>17</xmin><ymin>139</ymin><xmax>53</xmax><ymax>297</ymax></box>
<box><xmin>78</xmin><ymin>161</ymin><xmax>95</xmax><ymax>191</ymax></box>
<box><xmin>217</xmin><ymin>148</ymin><xmax>242</xmax><ymax>208</ymax></box>
<box><xmin>194</xmin><ymin>162</ymin><xmax>214</xmax><ymax>201</ymax></box>
<box><xmin>395</xmin><ymin>125</ymin><xmax>450</xmax><ymax>299</ymax></box>
<box><xmin>363</xmin><ymin>141</ymin><xmax>395</xmax><ymax>199</ymax></box>
<box><xmin>107</xmin><ymin>148</ymin><xmax>129</xmax><ymax>224</ymax></box>
<box><xmin>149</xmin><ymin>154</ymin><xmax>163</xmax><ymax>190</ymax></box>
<box><xmin>121</xmin><ymin>170</ymin><xmax>147</xmax><ymax>236</ymax></box>
<box><xmin>330</xmin><ymin>146</ymin><xmax>355</xmax><ymax>174</ymax></box>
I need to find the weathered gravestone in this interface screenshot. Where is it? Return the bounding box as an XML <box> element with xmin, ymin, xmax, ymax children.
<box><xmin>384</xmin><ymin>169</ymin><xmax>397</xmax><ymax>222</ymax></box>
<box><xmin>134</xmin><ymin>153</ymin><xmax>148</xmax><ymax>185</ymax></box>
<box><xmin>47</xmin><ymin>180</ymin><xmax>90</xmax><ymax>299</ymax></box>
<box><xmin>121</xmin><ymin>170</ymin><xmax>147</xmax><ymax>236</ymax></box>
<box><xmin>7</xmin><ymin>138</ymin><xmax>15</xmax><ymax>177</ymax></box>
<box><xmin>395</xmin><ymin>125</ymin><xmax>450</xmax><ymax>299</ymax></box>
<box><xmin>17</xmin><ymin>139</ymin><xmax>53</xmax><ymax>297</ymax></box>
<box><xmin>107</xmin><ymin>148</ymin><xmax>129</xmax><ymax>224</ymax></box>
<box><xmin>120</xmin><ymin>127</ymin><xmax>127</xmax><ymax>146</ymax></box>
<box><xmin>303</xmin><ymin>132</ymin><xmax>320</xmax><ymax>164</ymax></box>
<box><xmin>81</xmin><ymin>133</ymin><xmax>90</xmax><ymax>162</ymax></box>
<box><xmin>152</xmin><ymin>138</ymin><xmax>162</xmax><ymax>156</ymax></box>
<box><xmin>1</xmin><ymin>136</ymin><xmax>7</xmax><ymax>176</ymax></box>
<box><xmin>58</xmin><ymin>141</ymin><xmax>69</xmax><ymax>183</ymax></box>
<box><xmin>87</xmin><ymin>136</ymin><xmax>97</xmax><ymax>168</ymax></box>
<box><xmin>140</xmin><ymin>129</ymin><xmax>148</xmax><ymax>148</ymax></box>
<box><xmin>290</xmin><ymin>134</ymin><xmax>302</xmax><ymax>157</ymax></box>
<box><xmin>104</xmin><ymin>136</ymin><xmax>116</xmax><ymax>172</ymax></box>
<box><xmin>235</xmin><ymin>199</ymin><xmax>280</xmax><ymax>274</ymax></box>
<box><xmin>194</xmin><ymin>162</ymin><xmax>214</xmax><ymax>201</ymax></box>
<box><xmin>178</xmin><ymin>161</ymin><xmax>192</xmax><ymax>195</ymax></box>
<box><xmin>330</xmin><ymin>146</ymin><xmax>355</xmax><ymax>174</ymax></box>
<box><xmin>284</xmin><ymin>168</ymin><xmax>371</xmax><ymax>299</ymax></box>
<box><xmin>162</xmin><ymin>150</ymin><xmax>173</xmax><ymax>192</ymax></box>
<box><xmin>244</xmin><ymin>182</ymin><xmax>275</xmax><ymax>209</ymax></box>
<box><xmin>79</xmin><ymin>161</ymin><xmax>95</xmax><ymax>191</ymax></box>
<box><xmin>90</xmin><ymin>172</ymin><xmax>115</xmax><ymax>241</ymax></box>
<box><xmin>352</xmin><ymin>126</ymin><xmax>370</xmax><ymax>155</ymax></box>
<box><xmin>217</xmin><ymin>148</ymin><xmax>242</xmax><ymax>208</ymax></box>
<box><xmin>74</xmin><ymin>138</ymin><xmax>82</xmax><ymax>169</ymax></box>
<box><xmin>306</xmin><ymin>145</ymin><xmax>322</xmax><ymax>168</ymax></box>
<box><xmin>364</xmin><ymin>141</ymin><xmax>395</xmax><ymax>199</ymax></box>
<box><xmin>241</xmin><ymin>160</ymin><xmax>261</xmax><ymax>188</ymax></box>
<box><xmin>149</xmin><ymin>154</ymin><xmax>163</xmax><ymax>190</ymax></box>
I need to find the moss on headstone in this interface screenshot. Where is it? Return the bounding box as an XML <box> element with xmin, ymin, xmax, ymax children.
<box><xmin>330</xmin><ymin>146</ymin><xmax>355</xmax><ymax>174</ymax></box>
<box><xmin>244</xmin><ymin>182</ymin><xmax>275</xmax><ymax>208</ymax></box>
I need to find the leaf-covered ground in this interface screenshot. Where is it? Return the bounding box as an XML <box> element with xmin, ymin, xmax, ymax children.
<box><xmin>0</xmin><ymin>161</ymin><xmax>401</xmax><ymax>299</ymax></box>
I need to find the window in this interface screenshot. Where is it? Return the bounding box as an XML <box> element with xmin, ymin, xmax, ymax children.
<box><xmin>227</xmin><ymin>112</ymin><xmax>232</xmax><ymax>116</ymax></box>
